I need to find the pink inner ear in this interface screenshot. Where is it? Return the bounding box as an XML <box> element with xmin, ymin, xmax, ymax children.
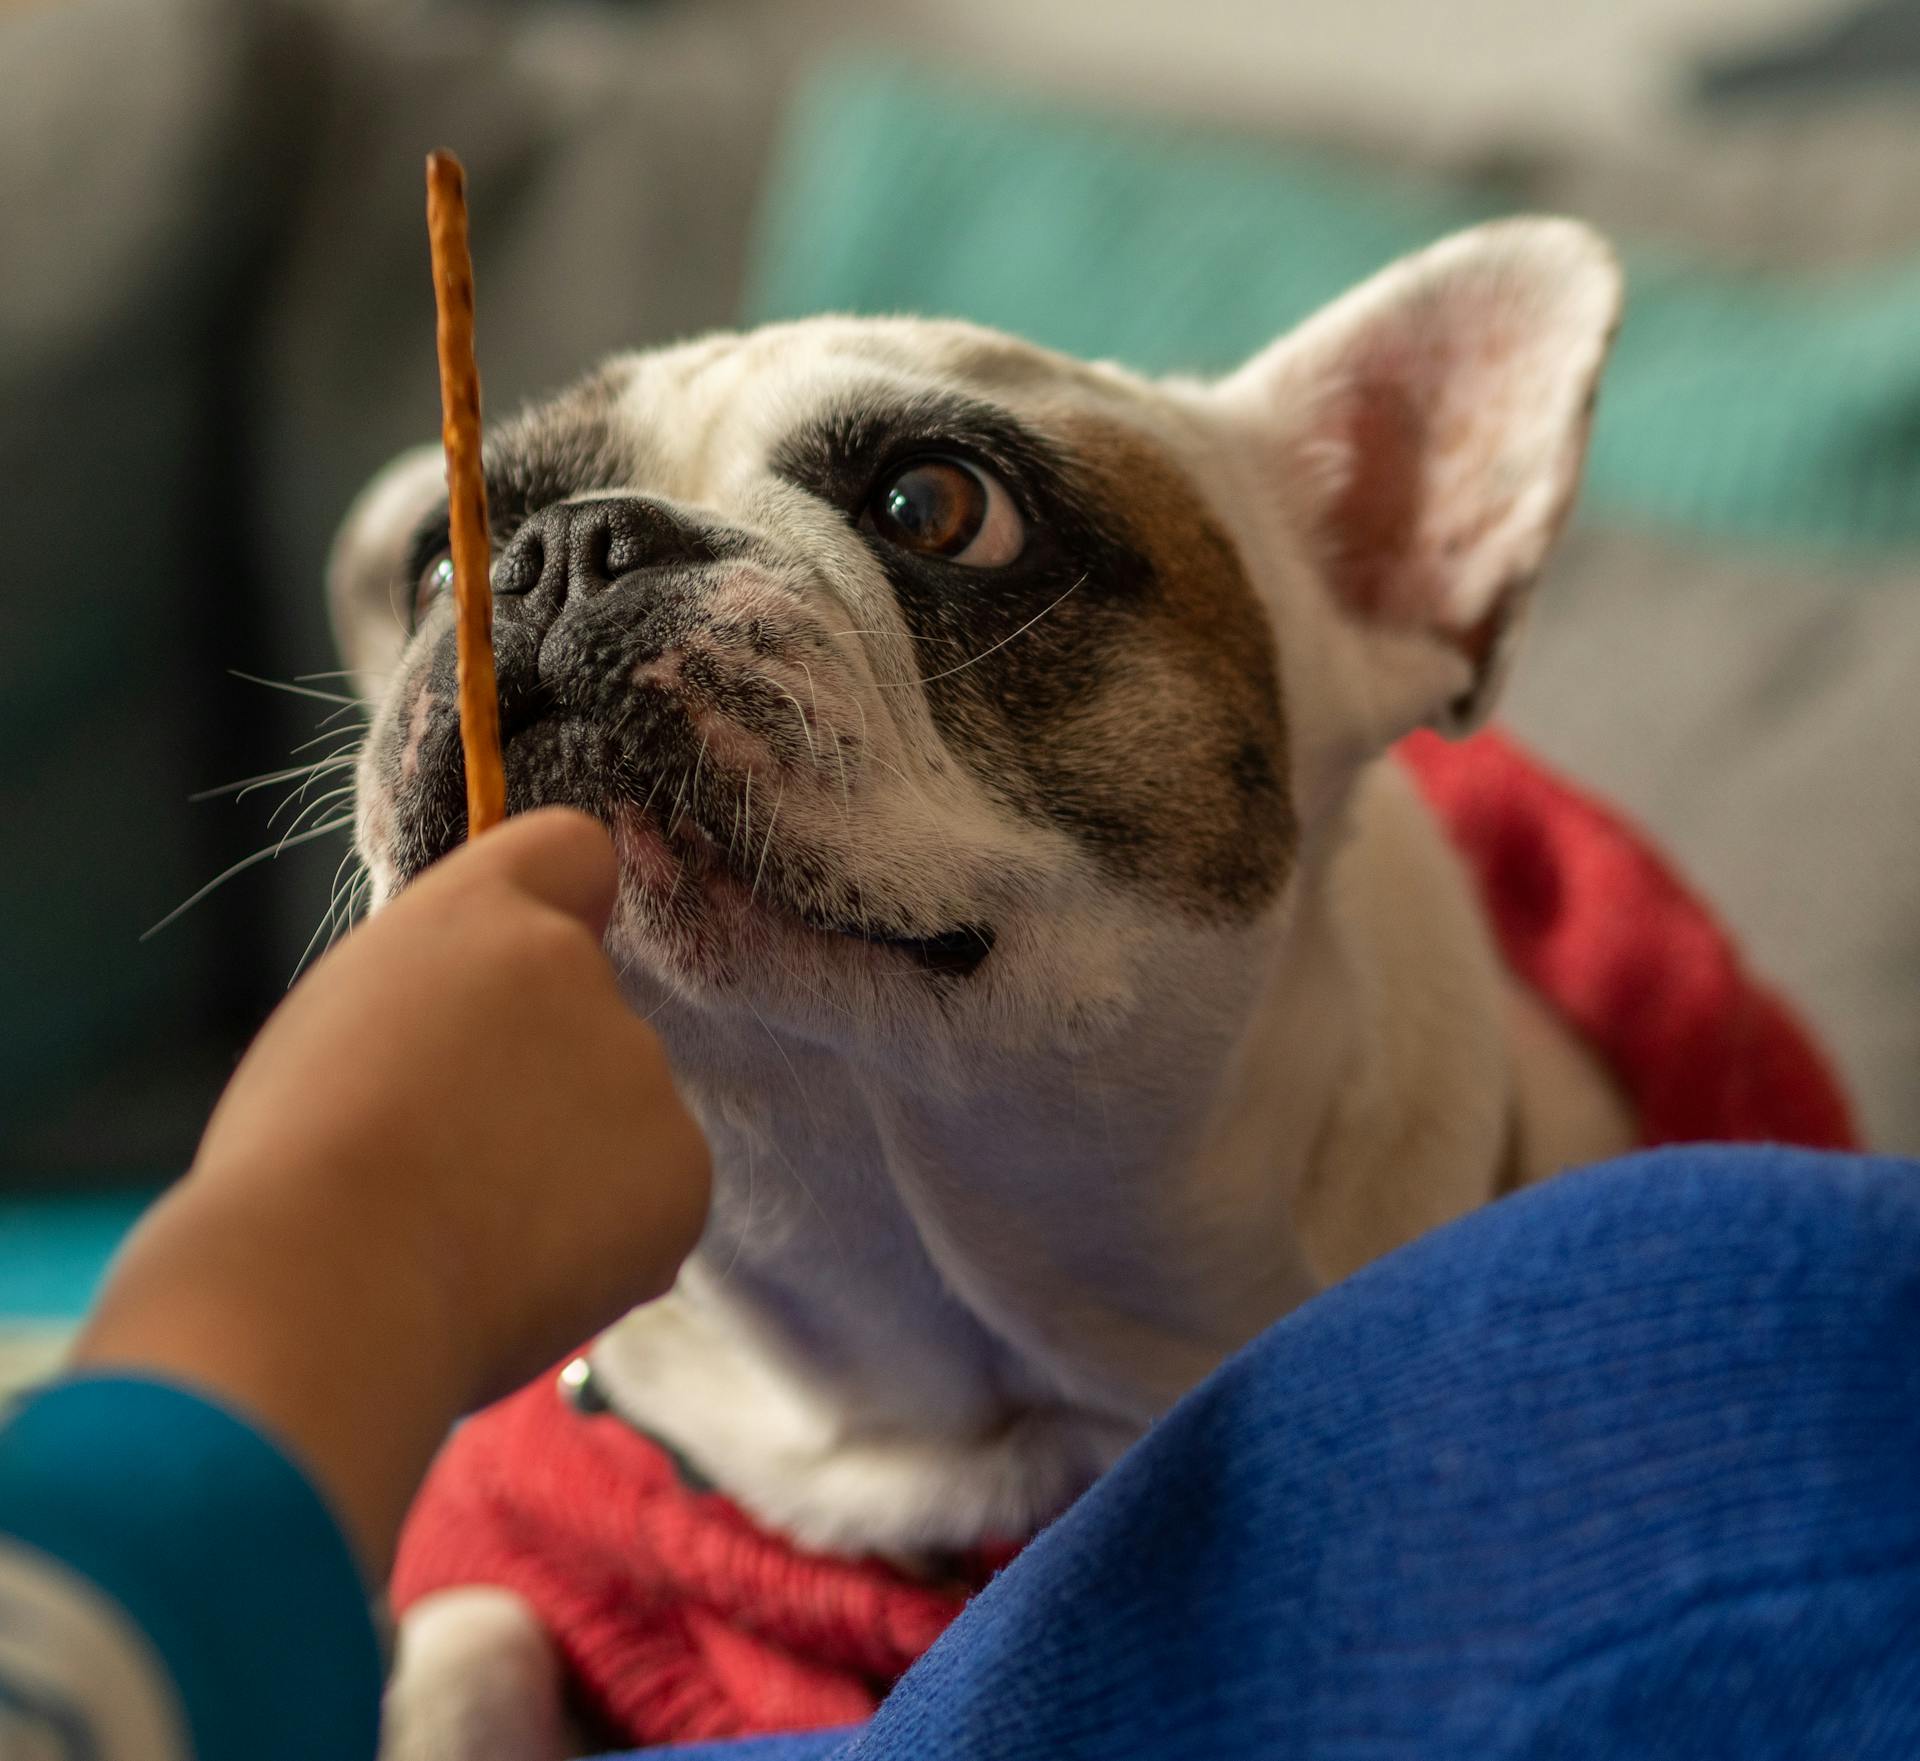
<box><xmin>1326</xmin><ymin>364</ymin><xmax>1429</xmax><ymax>624</ymax></box>
<box><xmin>1315</xmin><ymin>311</ymin><xmax>1551</xmax><ymax>644</ymax></box>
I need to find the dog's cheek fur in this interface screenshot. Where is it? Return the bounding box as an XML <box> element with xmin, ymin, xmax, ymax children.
<box><xmin>908</xmin><ymin>417</ymin><xmax>1294</xmax><ymax>923</ymax></box>
<box><xmin>1061</xmin><ymin>421</ymin><xmax>1295</xmax><ymax>916</ymax></box>
<box><xmin>354</xmin><ymin>638</ymin><xmax>440</xmax><ymax>901</ymax></box>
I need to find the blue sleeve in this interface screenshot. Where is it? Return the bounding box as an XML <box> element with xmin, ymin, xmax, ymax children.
<box><xmin>0</xmin><ymin>1374</ymin><xmax>384</xmax><ymax>1761</ymax></box>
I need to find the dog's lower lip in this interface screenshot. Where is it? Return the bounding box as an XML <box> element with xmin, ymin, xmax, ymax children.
<box><xmin>646</xmin><ymin>808</ymin><xmax>993</xmax><ymax>976</ymax></box>
<box><xmin>813</xmin><ymin>918</ymin><xmax>996</xmax><ymax>978</ymax></box>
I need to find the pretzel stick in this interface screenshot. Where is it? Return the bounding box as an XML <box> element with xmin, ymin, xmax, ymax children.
<box><xmin>425</xmin><ymin>150</ymin><xmax>506</xmax><ymax>839</ymax></box>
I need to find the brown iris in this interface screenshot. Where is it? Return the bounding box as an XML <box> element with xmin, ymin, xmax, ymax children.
<box><xmin>869</xmin><ymin>459</ymin><xmax>989</xmax><ymax>558</ymax></box>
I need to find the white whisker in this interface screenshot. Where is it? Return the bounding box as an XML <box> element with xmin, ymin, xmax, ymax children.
<box><xmin>291</xmin><ymin>843</ymin><xmax>368</xmax><ymax>983</ymax></box>
<box><xmin>797</xmin><ymin>661</ymin><xmax>853</xmax><ymax>820</ymax></box>
<box><xmin>141</xmin><ymin>816</ymin><xmax>355</xmax><ymax>941</ymax></box>
<box><xmin>315</xmin><ymin>699</ymin><xmax>371</xmax><ymax>729</ymax></box>
<box><xmin>756</xmin><ymin>676</ymin><xmax>820</xmax><ymax>765</ymax></box>
<box><xmin>274</xmin><ymin>791</ymin><xmax>357</xmax><ymax>860</ymax></box>
<box><xmin>228</xmin><ymin>669</ymin><xmax>360</xmax><ymax>707</ymax></box>
<box><xmin>189</xmin><ymin>752</ymin><xmax>357</xmax><ymax>803</ymax></box>
<box><xmin>874</xmin><ymin>573</ymin><xmax>1087</xmax><ymax>690</ymax></box>
<box><xmin>266</xmin><ymin>772</ymin><xmax>357</xmax><ymax>829</ymax></box>
<box><xmin>750</xmin><ymin>784</ymin><xmax>784</xmax><ymax>903</ymax></box>
<box><xmin>289</xmin><ymin>725</ymin><xmax>368</xmax><ymax>757</ymax></box>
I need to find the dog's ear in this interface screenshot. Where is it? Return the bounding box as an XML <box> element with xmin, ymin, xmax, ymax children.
<box><xmin>1217</xmin><ymin>218</ymin><xmax>1621</xmax><ymax>738</ymax></box>
<box><xmin>326</xmin><ymin>443</ymin><xmax>446</xmax><ymax>695</ymax></box>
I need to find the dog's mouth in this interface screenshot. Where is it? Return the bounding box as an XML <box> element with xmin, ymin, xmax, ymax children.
<box><xmin>390</xmin><ymin>695</ymin><xmax>996</xmax><ymax>982</ymax></box>
<box><xmin>812</xmin><ymin>918</ymin><xmax>997</xmax><ymax>978</ymax></box>
<box><xmin>649</xmin><ymin>806</ymin><xmax>997</xmax><ymax>979</ymax></box>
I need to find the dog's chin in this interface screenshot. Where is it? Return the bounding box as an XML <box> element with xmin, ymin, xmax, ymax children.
<box><xmin>380</xmin><ymin>715</ymin><xmax>996</xmax><ymax>993</ymax></box>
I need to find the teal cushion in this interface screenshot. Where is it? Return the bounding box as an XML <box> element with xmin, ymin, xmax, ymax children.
<box><xmin>748</xmin><ymin>62</ymin><xmax>1920</xmax><ymax>553</ymax></box>
<box><xmin>0</xmin><ymin>1191</ymin><xmax>153</xmax><ymax>1322</ymax></box>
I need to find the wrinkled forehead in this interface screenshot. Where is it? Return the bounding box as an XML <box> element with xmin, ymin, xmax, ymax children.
<box><xmin>491</xmin><ymin>318</ymin><xmax>1159</xmax><ymax>505</ymax></box>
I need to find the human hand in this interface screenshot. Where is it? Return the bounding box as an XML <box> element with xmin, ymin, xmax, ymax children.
<box><xmin>189</xmin><ymin>805</ymin><xmax>709</xmax><ymax>1389</ymax></box>
<box><xmin>73</xmin><ymin>808</ymin><xmax>709</xmax><ymax>1573</ymax></box>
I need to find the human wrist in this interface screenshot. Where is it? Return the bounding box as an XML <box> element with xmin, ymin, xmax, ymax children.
<box><xmin>71</xmin><ymin>1163</ymin><xmax>480</xmax><ymax>1575</ymax></box>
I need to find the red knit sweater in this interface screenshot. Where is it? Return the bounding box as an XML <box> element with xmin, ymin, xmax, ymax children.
<box><xmin>392</xmin><ymin>728</ymin><xmax>1858</xmax><ymax>1747</ymax></box>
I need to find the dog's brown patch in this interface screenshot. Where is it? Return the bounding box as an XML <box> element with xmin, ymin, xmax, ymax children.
<box><xmin>1044</xmin><ymin>416</ymin><xmax>1295</xmax><ymax>917</ymax></box>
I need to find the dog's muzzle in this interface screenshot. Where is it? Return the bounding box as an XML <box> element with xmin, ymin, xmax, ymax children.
<box><xmin>386</xmin><ymin>495</ymin><xmax>995</xmax><ymax>978</ymax></box>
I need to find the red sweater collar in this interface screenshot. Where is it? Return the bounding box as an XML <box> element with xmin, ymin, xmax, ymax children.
<box><xmin>393</xmin><ymin>729</ymin><xmax>1857</xmax><ymax>1748</ymax></box>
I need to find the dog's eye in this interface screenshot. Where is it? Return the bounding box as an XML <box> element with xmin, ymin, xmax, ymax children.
<box><xmin>414</xmin><ymin>552</ymin><xmax>454</xmax><ymax>625</ymax></box>
<box><xmin>865</xmin><ymin>458</ymin><xmax>1024</xmax><ymax>567</ymax></box>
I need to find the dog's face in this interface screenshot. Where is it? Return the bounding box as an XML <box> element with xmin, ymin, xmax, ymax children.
<box><xmin>332</xmin><ymin>221</ymin><xmax>1619</xmax><ymax>1073</ymax></box>
<box><xmin>335</xmin><ymin>324</ymin><xmax>1294</xmax><ymax>1058</ymax></box>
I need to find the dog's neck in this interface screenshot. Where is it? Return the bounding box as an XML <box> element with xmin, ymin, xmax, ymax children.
<box><xmin>588</xmin><ymin>756</ymin><xmax>1604</xmax><ymax>1555</ymax></box>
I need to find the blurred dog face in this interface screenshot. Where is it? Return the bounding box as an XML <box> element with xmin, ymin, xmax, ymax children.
<box><xmin>332</xmin><ymin>223</ymin><xmax>1618</xmax><ymax>1074</ymax></box>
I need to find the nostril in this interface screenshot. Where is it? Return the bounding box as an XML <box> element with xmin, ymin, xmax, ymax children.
<box><xmin>498</xmin><ymin>496</ymin><xmax>724</xmax><ymax>606</ymax></box>
<box><xmin>493</xmin><ymin>530</ymin><xmax>544</xmax><ymax>597</ymax></box>
<box><xmin>584</xmin><ymin>513</ymin><xmax>617</xmax><ymax>587</ymax></box>
<box><xmin>604</xmin><ymin>506</ymin><xmax>653</xmax><ymax>576</ymax></box>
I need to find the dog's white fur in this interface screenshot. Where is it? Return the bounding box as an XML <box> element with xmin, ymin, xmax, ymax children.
<box><xmin>331</xmin><ymin>220</ymin><xmax>1628</xmax><ymax>1760</ymax></box>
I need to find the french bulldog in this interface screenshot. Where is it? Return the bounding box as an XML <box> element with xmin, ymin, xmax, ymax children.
<box><xmin>330</xmin><ymin>217</ymin><xmax>1631</xmax><ymax>1759</ymax></box>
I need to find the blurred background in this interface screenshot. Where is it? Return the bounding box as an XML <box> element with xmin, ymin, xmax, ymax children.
<box><xmin>3</xmin><ymin>0</ymin><xmax>1918</xmax><ymax>1341</ymax></box>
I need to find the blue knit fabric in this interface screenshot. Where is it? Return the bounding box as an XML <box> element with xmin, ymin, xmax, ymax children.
<box><xmin>645</xmin><ymin>1147</ymin><xmax>1920</xmax><ymax>1760</ymax></box>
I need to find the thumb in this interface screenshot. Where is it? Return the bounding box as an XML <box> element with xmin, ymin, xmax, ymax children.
<box><xmin>452</xmin><ymin>807</ymin><xmax>621</xmax><ymax>938</ymax></box>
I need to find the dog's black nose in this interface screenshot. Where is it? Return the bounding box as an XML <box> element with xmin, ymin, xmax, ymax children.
<box><xmin>492</xmin><ymin>496</ymin><xmax>722</xmax><ymax>607</ymax></box>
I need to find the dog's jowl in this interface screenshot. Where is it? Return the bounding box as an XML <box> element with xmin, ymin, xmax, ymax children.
<box><xmin>333</xmin><ymin>220</ymin><xmax>1637</xmax><ymax>1761</ymax></box>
